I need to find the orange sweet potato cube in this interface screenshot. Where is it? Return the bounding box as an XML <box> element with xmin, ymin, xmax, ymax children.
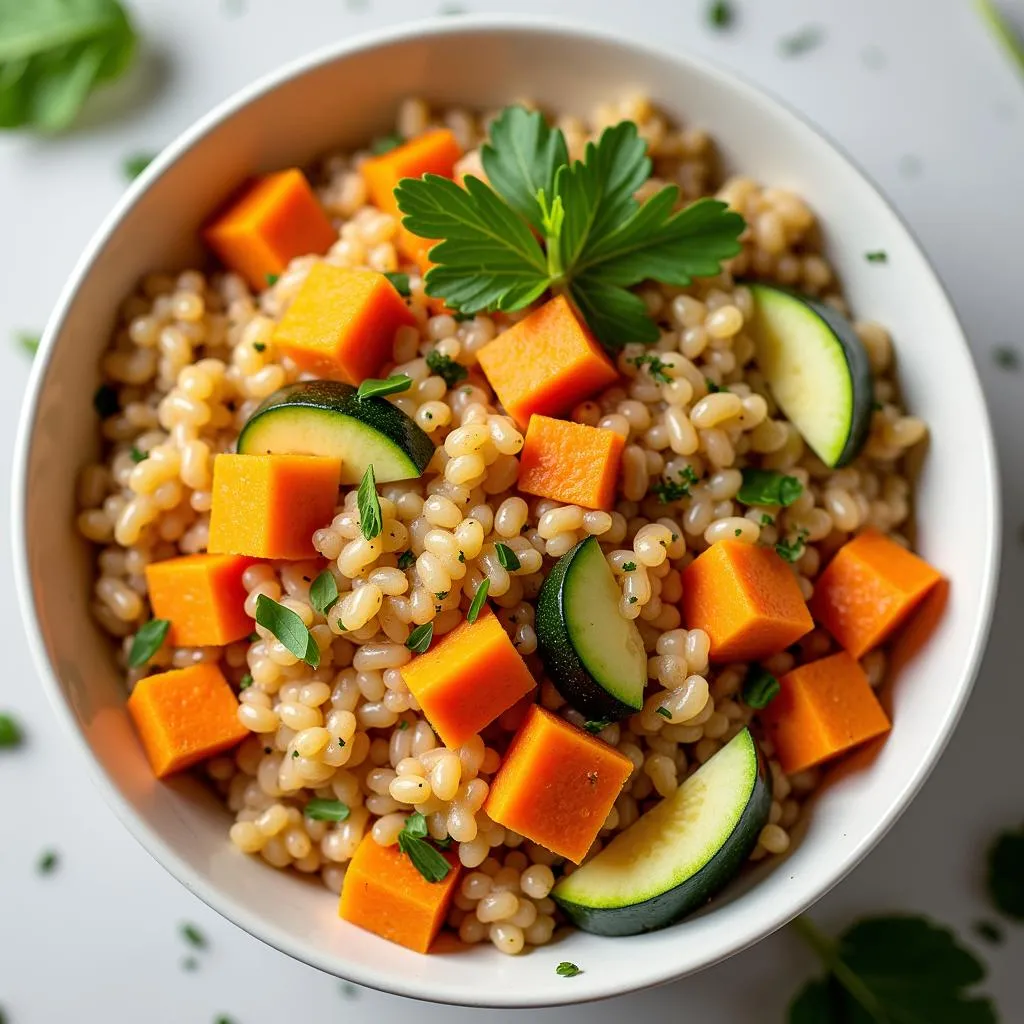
<box><xmin>517</xmin><ymin>415</ymin><xmax>624</xmax><ymax>511</ymax></box>
<box><xmin>203</xmin><ymin>169</ymin><xmax>336</xmax><ymax>290</ymax></box>
<box><xmin>362</xmin><ymin>128</ymin><xmax>462</xmax><ymax>218</ymax></box>
<box><xmin>339</xmin><ymin>833</ymin><xmax>461</xmax><ymax>953</ymax></box>
<box><xmin>485</xmin><ymin>705</ymin><xmax>633</xmax><ymax>863</ymax></box>
<box><xmin>207</xmin><ymin>453</ymin><xmax>341</xmax><ymax>561</ymax></box>
<box><xmin>271</xmin><ymin>263</ymin><xmax>415</xmax><ymax>383</ymax></box>
<box><xmin>127</xmin><ymin>663</ymin><xmax>248</xmax><ymax>778</ymax></box>
<box><xmin>810</xmin><ymin>529</ymin><xmax>944</xmax><ymax>658</ymax></box>
<box><xmin>400</xmin><ymin>608</ymin><xmax>536</xmax><ymax>749</ymax></box>
<box><xmin>682</xmin><ymin>540</ymin><xmax>814</xmax><ymax>662</ymax></box>
<box><xmin>476</xmin><ymin>296</ymin><xmax>620</xmax><ymax>428</ymax></box>
<box><xmin>759</xmin><ymin>651</ymin><xmax>892</xmax><ymax>774</ymax></box>
<box><xmin>144</xmin><ymin>554</ymin><xmax>255</xmax><ymax>648</ymax></box>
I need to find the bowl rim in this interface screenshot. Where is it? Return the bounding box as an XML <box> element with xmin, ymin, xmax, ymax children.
<box><xmin>11</xmin><ymin>12</ymin><xmax>1001</xmax><ymax>1008</ymax></box>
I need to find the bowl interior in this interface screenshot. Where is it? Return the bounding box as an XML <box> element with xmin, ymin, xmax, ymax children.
<box><xmin>15</xmin><ymin>19</ymin><xmax>998</xmax><ymax>1008</ymax></box>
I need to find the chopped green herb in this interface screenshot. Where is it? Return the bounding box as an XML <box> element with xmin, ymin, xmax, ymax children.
<box><xmin>737</xmin><ymin>469</ymin><xmax>804</xmax><ymax>508</ymax></box>
<box><xmin>556</xmin><ymin>961</ymin><xmax>583</xmax><ymax>977</ymax></box>
<box><xmin>652</xmin><ymin>465</ymin><xmax>699</xmax><ymax>503</ymax></box>
<box><xmin>122</xmin><ymin>152</ymin><xmax>154</xmax><ymax>181</ymax></box>
<box><xmin>357</xmin><ymin>464</ymin><xmax>383</xmax><ymax>541</ymax></box>
<box><xmin>467</xmin><ymin>578</ymin><xmax>490</xmax><ymax>623</ymax></box>
<box><xmin>397</xmin><ymin>719</ymin><xmax>409</xmax><ymax>731</ymax></box>
<box><xmin>397</xmin><ymin>550</ymin><xmax>416</xmax><ymax>570</ymax></box>
<box><xmin>987</xmin><ymin>824</ymin><xmax>1024</xmax><ymax>919</ymax></box>
<box><xmin>265</xmin><ymin>273</ymin><xmax>279</xmax><ymax>286</ymax></box>
<box><xmin>425</xmin><ymin>349</ymin><xmax>469</xmax><ymax>387</ymax></box>
<box><xmin>775</xmin><ymin>528</ymin><xmax>809</xmax><ymax>564</ymax></box>
<box><xmin>973</xmin><ymin>919</ymin><xmax>1004</xmax><ymax>945</ymax></box>
<box><xmin>629</xmin><ymin>353</ymin><xmax>672</xmax><ymax>384</ymax></box>
<box><xmin>37</xmin><ymin>849</ymin><xmax>59</xmax><ymax>874</ymax></box>
<box><xmin>254</xmin><ymin>595</ymin><xmax>319</xmax><ymax>668</ymax></box>
<box><xmin>396</xmin><ymin>106</ymin><xmax>744</xmax><ymax>349</ymax></box>
<box><xmin>16</xmin><ymin>331</ymin><xmax>40</xmax><ymax>356</ymax></box>
<box><xmin>0</xmin><ymin>0</ymin><xmax>139</xmax><ymax>132</ymax></box>
<box><xmin>976</xmin><ymin>0</ymin><xmax>1024</xmax><ymax>78</ymax></box>
<box><xmin>655</xmin><ymin>706</ymin><xmax>671</xmax><ymax>719</ymax></box>
<box><xmin>627</xmin><ymin>595</ymin><xmax>638</xmax><ymax>605</ymax></box>
<box><xmin>704</xmin><ymin>377</ymin><xmax>730</xmax><ymax>393</ymax></box>
<box><xmin>435</xmin><ymin>590</ymin><xmax>449</xmax><ymax>600</ymax></box>
<box><xmin>370</xmin><ymin>133</ymin><xmax>404</xmax><ymax>155</ymax></box>
<box><xmin>291</xmin><ymin>749</ymin><xmax>299</xmax><ymax>758</ymax></box>
<box><xmin>621</xmin><ymin>561</ymin><xmax>637</xmax><ymax>572</ymax></box>
<box><xmin>252</xmin><ymin>341</ymin><xmax>266</xmax><ymax>352</ymax></box>
<box><xmin>180</xmin><ymin>922</ymin><xmax>207</xmax><ymax>949</ymax></box>
<box><xmin>742</xmin><ymin>667</ymin><xmax>780</xmax><ymax>709</ymax></box>
<box><xmin>355</xmin><ymin>373</ymin><xmax>413</xmax><ymax>401</ymax></box>
<box><xmin>339</xmin><ymin>981</ymin><xmax>360</xmax><ymax>997</ymax></box>
<box><xmin>304</xmin><ymin>799</ymin><xmax>350</xmax><ymax>822</ymax></box>
<box><xmin>309</xmin><ymin>570</ymin><xmax>339</xmax><ymax>617</ymax></box>
<box><xmin>406</xmin><ymin>622</ymin><xmax>434</xmax><ymax>653</ymax></box>
<box><xmin>128</xmin><ymin>618</ymin><xmax>170</xmax><ymax>667</ymax></box>
<box><xmin>779</xmin><ymin>25</ymin><xmax>824</xmax><ymax>58</ymax></box>
<box><xmin>384</xmin><ymin>271</ymin><xmax>411</xmax><ymax>296</ymax></box>
<box><xmin>93</xmin><ymin>384</ymin><xmax>120</xmax><ymax>418</ymax></box>
<box><xmin>994</xmin><ymin>345</ymin><xmax>1020</xmax><ymax>371</ymax></box>
<box><xmin>707</xmin><ymin>0</ymin><xmax>734</xmax><ymax>29</ymax></box>
<box><xmin>583</xmin><ymin>718</ymin><xmax>612</xmax><ymax>734</ymax></box>
<box><xmin>789</xmin><ymin>914</ymin><xmax>996</xmax><ymax>1024</ymax></box>
<box><xmin>397</xmin><ymin>812</ymin><xmax>452</xmax><ymax>882</ymax></box>
<box><xmin>336</xmin><ymin>738</ymin><xmax>346</xmax><ymax>748</ymax></box>
<box><xmin>865</xmin><ymin>250</ymin><xmax>888</xmax><ymax>263</ymax></box>
<box><xmin>0</xmin><ymin>713</ymin><xmax>23</xmax><ymax>748</ymax></box>
<box><xmin>760</xmin><ymin>514</ymin><xmax>775</xmax><ymax>526</ymax></box>
<box><xmin>129</xmin><ymin>446</ymin><xmax>148</xmax><ymax>463</ymax></box>
<box><xmin>495</xmin><ymin>543</ymin><xmax>521</xmax><ymax>571</ymax></box>
<box><xmin>457</xmin><ymin>551</ymin><xmax>465</xmax><ymax>562</ymax></box>
<box><xmin>238</xmin><ymin>673</ymin><xmax>253</xmax><ymax>690</ymax></box>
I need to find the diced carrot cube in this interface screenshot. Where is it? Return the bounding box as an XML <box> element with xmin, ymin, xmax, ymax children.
<box><xmin>271</xmin><ymin>263</ymin><xmax>415</xmax><ymax>384</ymax></box>
<box><xmin>476</xmin><ymin>296</ymin><xmax>620</xmax><ymax>428</ymax></box>
<box><xmin>339</xmin><ymin>833</ymin><xmax>461</xmax><ymax>953</ymax></box>
<box><xmin>203</xmin><ymin>169</ymin><xmax>336</xmax><ymax>290</ymax></box>
<box><xmin>144</xmin><ymin>554</ymin><xmax>255</xmax><ymax>647</ymax></box>
<box><xmin>207</xmin><ymin>453</ymin><xmax>341</xmax><ymax>561</ymax></box>
<box><xmin>127</xmin><ymin>663</ymin><xmax>248</xmax><ymax>778</ymax></box>
<box><xmin>759</xmin><ymin>651</ymin><xmax>892</xmax><ymax>774</ymax></box>
<box><xmin>400</xmin><ymin>608</ymin><xmax>536</xmax><ymax>749</ymax></box>
<box><xmin>809</xmin><ymin>529</ymin><xmax>944</xmax><ymax>658</ymax></box>
<box><xmin>682</xmin><ymin>540</ymin><xmax>814</xmax><ymax>661</ymax></box>
<box><xmin>485</xmin><ymin>705</ymin><xmax>633</xmax><ymax>863</ymax></box>
<box><xmin>517</xmin><ymin>415</ymin><xmax>624</xmax><ymax>511</ymax></box>
<box><xmin>362</xmin><ymin>128</ymin><xmax>462</xmax><ymax>219</ymax></box>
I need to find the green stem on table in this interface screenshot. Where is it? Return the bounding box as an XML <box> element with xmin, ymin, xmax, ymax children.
<box><xmin>975</xmin><ymin>0</ymin><xmax>1024</xmax><ymax>76</ymax></box>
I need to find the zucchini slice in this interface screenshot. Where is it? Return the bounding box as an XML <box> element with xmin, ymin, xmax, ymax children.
<box><xmin>552</xmin><ymin>729</ymin><xmax>771</xmax><ymax>936</ymax></box>
<box><xmin>237</xmin><ymin>380</ymin><xmax>434</xmax><ymax>484</ymax></box>
<box><xmin>536</xmin><ymin>537</ymin><xmax>647</xmax><ymax>721</ymax></box>
<box><xmin>747</xmin><ymin>283</ymin><xmax>873</xmax><ymax>467</ymax></box>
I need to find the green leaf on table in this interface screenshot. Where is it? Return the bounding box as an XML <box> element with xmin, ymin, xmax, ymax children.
<box><xmin>15</xmin><ymin>330</ymin><xmax>40</xmax><ymax>356</ymax></box>
<box><xmin>0</xmin><ymin>0</ymin><xmax>139</xmax><ymax>132</ymax></box>
<box><xmin>122</xmin><ymin>151</ymin><xmax>154</xmax><ymax>180</ymax></box>
<box><xmin>127</xmin><ymin>618</ymin><xmax>170</xmax><ymax>667</ymax></box>
<box><xmin>180</xmin><ymin>922</ymin><xmax>207</xmax><ymax>949</ymax></box>
<box><xmin>254</xmin><ymin>595</ymin><xmax>319</xmax><ymax>668</ymax></box>
<box><xmin>0</xmin><ymin>712</ymin><xmax>23</xmax><ymax>748</ymax></box>
<box><xmin>789</xmin><ymin>914</ymin><xmax>997</xmax><ymax>1024</ymax></box>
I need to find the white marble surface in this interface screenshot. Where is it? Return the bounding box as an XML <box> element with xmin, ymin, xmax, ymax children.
<box><xmin>1</xmin><ymin>0</ymin><xmax>1023</xmax><ymax>1019</ymax></box>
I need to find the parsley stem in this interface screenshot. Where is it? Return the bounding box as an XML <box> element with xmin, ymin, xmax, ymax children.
<box><xmin>791</xmin><ymin>915</ymin><xmax>886</xmax><ymax>1019</ymax></box>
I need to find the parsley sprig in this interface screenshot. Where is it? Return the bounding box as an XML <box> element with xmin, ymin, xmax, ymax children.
<box><xmin>395</xmin><ymin>106</ymin><xmax>745</xmax><ymax>349</ymax></box>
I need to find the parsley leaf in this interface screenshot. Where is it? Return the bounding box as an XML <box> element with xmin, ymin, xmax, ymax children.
<box><xmin>180</xmin><ymin>922</ymin><xmax>207</xmax><ymax>949</ymax></box>
<box><xmin>707</xmin><ymin>0</ymin><xmax>734</xmax><ymax>28</ymax></box>
<box><xmin>356</xmin><ymin>373</ymin><xmax>412</xmax><ymax>400</ymax></box>
<box><xmin>0</xmin><ymin>713</ymin><xmax>23</xmax><ymax>748</ymax></box>
<box><xmin>789</xmin><ymin>914</ymin><xmax>996</xmax><ymax>1024</ymax></box>
<box><xmin>357</xmin><ymin>464</ymin><xmax>383</xmax><ymax>540</ymax></box>
<box><xmin>122</xmin><ymin>151</ymin><xmax>154</xmax><ymax>181</ymax></box>
<box><xmin>384</xmin><ymin>271</ymin><xmax>411</xmax><ymax>296</ymax></box>
<box><xmin>397</xmin><ymin>812</ymin><xmax>452</xmax><ymax>882</ymax></box>
<box><xmin>583</xmin><ymin>718</ymin><xmax>611</xmax><ymax>734</ymax></box>
<box><xmin>653</xmin><ymin>465</ymin><xmax>699</xmax><ymax>503</ymax></box>
<box><xmin>630</xmin><ymin>353</ymin><xmax>672</xmax><ymax>383</ymax></box>
<box><xmin>304</xmin><ymin>799</ymin><xmax>350</xmax><ymax>822</ymax></box>
<box><xmin>495</xmin><ymin>542</ymin><xmax>521</xmax><ymax>571</ymax></box>
<box><xmin>467</xmin><ymin>577</ymin><xmax>490</xmax><ymax>623</ymax></box>
<box><xmin>255</xmin><ymin>595</ymin><xmax>319</xmax><ymax>668</ymax></box>
<box><xmin>775</xmin><ymin>528</ymin><xmax>809</xmax><ymax>563</ymax></box>
<box><xmin>737</xmin><ymin>469</ymin><xmax>804</xmax><ymax>507</ymax></box>
<box><xmin>128</xmin><ymin>618</ymin><xmax>170</xmax><ymax>667</ymax></box>
<box><xmin>621</xmin><ymin>561</ymin><xmax>637</xmax><ymax>571</ymax></box>
<box><xmin>37</xmin><ymin>849</ymin><xmax>59</xmax><ymax>874</ymax></box>
<box><xmin>309</xmin><ymin>570</ymin><xmax>339</xmax><ymax>617</ymax></box>
<box><xmin>129</xmin><ymin>446</ymin><xmax>148</xmax><ymax>463</ymax></box>
<box><xmin>397</xmin><ymin>549</ymin><xmax>416</xmax><ymax>570</ymax></box>
<box><xmin>655</xmin><ymin>706</ymin><xmax>671</xmax><ymax>719</ymax></box>
<box><xmin>16</xmin><ymin>331</ymin><xmax>40</xmax><ymax>356</ymax></box>
<box><xmin>865</xmin><ymin>250</ymin><xmax>888</xmax><ymax>263</ymax></box>
<box><xmin>556</xmin><ymin>961</ymin><xmax>583</xmax><ymax>977</ymax></box>
<box><xmin>742</xmin><ymin>667</ymin><xmax>780</xmax><ymax>709</ymax></box>
<box><xmin>426</xmin><ymin>349</ymin><xmax>469</xmax><ymax>387</ymax></box>
<box><xmin>406</xmin><ymin>621</ymin><xmax>434</xmax><ymax>653</ymax></box>
<box><xmin>987</xmin><ymin>824</ymin><xmax>1024</xmax><ymax>919</ymax></box>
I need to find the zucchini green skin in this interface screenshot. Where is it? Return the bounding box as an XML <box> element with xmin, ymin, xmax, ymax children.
<box><xmin>535</xmin><ymin>537</ymin><xmax>645</xmax><ymax>721</ymax></box>
<box><xmin>552</xmin><ymin>730</ymin><xmax>772</xmax><ymax>936</ymax></box>
<box><xmin>237</xmin><ymin>380</ymin><xmax>435</xmax><ymax>484</ymax></box>
<box><xmin>747</xmin><ymin>283</ymin><xmax>874</xmax><ymax>468</ymax></box>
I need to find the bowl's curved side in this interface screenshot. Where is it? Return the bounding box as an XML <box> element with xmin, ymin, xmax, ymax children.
<box><xmin>12</xmin><ymin>15</ymin><xmax>1000</xmax><ymax>1008</ymax></box>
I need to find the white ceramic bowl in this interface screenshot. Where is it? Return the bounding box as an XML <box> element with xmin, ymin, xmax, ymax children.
<box><xmin>13</xmin><ymin>15</ymin><xmax>1000</xmax><ymax>1008</ymax></box>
